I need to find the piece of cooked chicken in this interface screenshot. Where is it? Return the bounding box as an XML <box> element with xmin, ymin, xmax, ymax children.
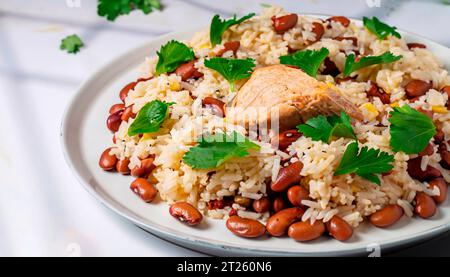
<box><xmin>227</xmin><ymin>64</ymin><xmax>363</xmax><ymax>132</ymax></box>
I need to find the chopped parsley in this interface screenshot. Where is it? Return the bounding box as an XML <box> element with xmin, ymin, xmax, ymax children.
<box><xmin>335</xmin><ymin>141</ymin><xmax>394</xmax><ymax>185</ymax></box>
<box><xmin>210</xmin><ymin>13</ymin><xmax>255</xmax><ymax>46</ymax></box>
<box><xmin>344</xmin><ymin>52</ymin><xmax>402</xmax><ymax>77</ymax></box>
<box><xmin>279</xmin><ymin>47</ymin><xmax>330</xmax><ymax>77</ymax></box>
<box><xmin>155</xmin><ymin>40</ymin><xmax>195</xmax><ymax>75</ymax></box>
<box><xmin>97</xmin><ymin>0</ymin><xmax>161</xmax><ymax>21</ymax></box>
<box><xmin>60</xmin><ymin>34</ymin><xmax>84</xmax><ymax>54</ymax></box>
<box><xmin>127</xmin><ymin>100</ymin><xmax>174</xmax><ymax>136</ymax></box>
<box><xmin>363</xmin><ymin>16</ymin><xmax>401</xmax><ymax>40</ymax></box>
<box><xmin>297</xmin><ymin>112</ymin><xmax>356</xmax><ymax>143</ymax></box>
<box><xmin>389</xmin><ymin>105</ymin><xmax>436</xmax><ymax>154</ymax></box>
<box><xmin>204</xmin><ymin>57</ymin><xmax>255</xmax><ymax>91</ymax></box>
<box><xmin>182</xmin><ymin>131</ymin><xmax>261</xmax><ymax>169</ymax></box>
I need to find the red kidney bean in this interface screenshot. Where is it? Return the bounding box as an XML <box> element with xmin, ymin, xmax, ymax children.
<box><xmin>120</xmin><ymin>82</ymin><xmax>136</xmax><ymax>103</ymax></box>
<box><xmin>216</xmin><ymin>41</ymin><xmax>240</xmax><ymax>57</ymax></box>
<box><xmin>407</xmin><ymin>43</ymin><xmax>426</xmax><ymax>50</ymax></box>
<box><xmin>288</xmin><ymin>220</ymin><xmax>325</xmax><ymax>242</ymax></box>
<box><xmin>270</xmin><ymin>129</ymin><xmax>302</xmax><ymax>151</ymax></box>
<box><xmin>429</xmin><ymin>178</ymin><xmax>447</xmax><ymax>204</ymax></box>
<box><xmin>273</xmin><ymin>197</ymin><xmax>287</xmax><ymax>213</ymax></box>
<box><xmin>370</xmin><ymin>204</ymin><xmax>404</xmax><ymax>228</ymax></box>
<box><xmin>107</xmin><ymin>110</ymin><xmax>123</xmax><ymax>132</ymax></box>
<box><xmin>175</xmin><ymin>60</ymin><xmax>203</xmax><ymax>81</ymax></box>
<box><xmin>121</xmin><ymin>105</ymin><xmax>136</xmax><ymax>122</ymax></box>
<box><xmin>309</xmin><ymin>22</ymin><xmax>325</xmax><ymax>43</ymax></box>
<box><xmin>109</xmin><ymin>103</ymin><xmax>125</xmax><ymax>114</ymax></box>
<box><xmin>119</xmin><ymin>77</ymin><xmax>152</xmax><ymax>102</ymax></box>
<box><xmin>321</xmin><ymin>57</ymin><xmax>340</xmax><ymax>77</ymax></box>
<box><xmin>130</xmin><ymin>178</ymin><xmax>158</xmax><ymax>203</ymax></box>
<box><xmin>271</xmin><ymin>161</ymin><xmax>303</xmax><ymax>192</ymax></box>
<box><xmin>202</xmin><ymin>97</ymin><xmax>226</xmax><ymax>117</ymax></box>
<box><xmin>266</xmin><ymin>207</ymin><xmax>304</xmax><ymax>236</ymax></box>
<box><xmin>252</xmin><ymin>197</ymin><xmax>271</xmax><ymax>213</ymax></box>
<box><xmin>229</xmin><ymin>209</ymin><xmax>238</xmax><ymax>216</ymax></box>
<box><xmin>131</xmin><ymin>157</ymin><xmax>156</xmax><ymax>177</ymax></box>
<box><xmin>116</xmin><ymin>158</ymin><xmax>130</xmax><ymax>175</ymax></box>
<box><xmin>326</xmin><ymin>215</ymin><xmax>353</xmax><ymax>241</ymax></box>
<box><xmin>434</xmin><ymin>128</ymin><xmax>445</xmax><ymax>144</ymax></box>
<box><xmin>417</xmin><ymin>108</ymin><xmax>433</xmax><ymax>119</ymax></box>
<box><xmin>287</xmin><ymin>185</ymin><xmax>309</xmax><ymax>207</ymax></box>
<box><xmin>207</xmin><ymin>198</ymin><xmax>232</xmax><ymax>210</ymax></box>
<box><xmin>440</xmin><ymin>150</ymin><xmax>450</xmax><ymax>170</ymax></box>
<box><xmin>419</xmin><ymin>143</ymin><xmax>434</xmax><ymax>157</ymax></box>
<box><xmin>407</xmin><ymin>157</ymin><xmax>441</xmax><ymax>181</ymax></box>
<box><xmin>415</xmin><ymin>192</ymin><xmax>437</xmax><ymax>219</ymax></box>
<box><xmin>441</xmin><ymin>86</ymin><xmax>450</xmax><ymax>109</ymax></box>
<box><xmin>405</xmin><ymin>80</ymin><xmax>433</xmax><ymax>98</ymax></box>
<box><xmin>334</xmin><ymin>36</ymin><xmax>358</xmax><ymax>46</ymax></box>
<box><xmin>99</xmin><ymin>148</ymin><xmax>117</xmax><ymax>171</ymax></box>
<box><xmin>169</xmin><ymin>202</ymin><xmax>203</xmax><ymax>226</ymax></box>
<box><xmin>327</xmin><ymin>16</ymin><xmax>351</xmax><ymax>27</ymax></box>
<box><xmin>272</xmin><ymin>14</ymin><xmax>298</xmax><ymax>34</ymax></box>
<box><xmin>367</xmin><ymin>83</ymin><xmax>390</xmax><ymax>104</ymax></box>
<box><xmin>226</xmin><ymin>216</ymin><xmax>266</xmax><ymax>238</ymax></box>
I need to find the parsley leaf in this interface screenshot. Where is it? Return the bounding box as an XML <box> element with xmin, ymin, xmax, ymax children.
<box><xmin>97</xmin><ymin>0</ymin><xmax>161</xmax><ymax>21</ymax></box>
<box><xmin>280</xmin><ymin>48</ymin><xmax>329</xmax><ymax>77</ymax></box>
<box><xmin>127</xmin><ymin>100</ymin><xmax>174</xmax><ymax>136</ymax></box>
<box><xmin>155</xmin><ymin>40</ymin><xmax>195</xmax><ymax>75</ymax></box>
<box><xmin>210</xmin><ymin>13</ymin><xmax>255</xmax><ymax>46</ymax></box>
<box><xmin>297</xmin><ymin>112</ymin><xmax>356</xmax><ymax>143</ymax></box>
<box><xmin>363</xmin><ymin>16</ymin><xmax>401</xmax><ymax>40</ymax></box>
<box><xmin>389</xmin><ymin>105</ymin><xmax>436</xmax><ymax>154</ymax></box>
<box><xmin>204</xmin><ymin>57</ymin><xmax>255</xmax><ymax>91</ymax></box>
<box><xmin>60</xmin><ymin>34</ymin><xmax>84</xmax><ymax>54</ymax></box>
<box><xmin>334</xmin><ymin>141</ymin><xmax>394</xmax><ymax>184</ymax></box>
<box><xmin>183</xmin><ymin>131</ymin><xmax>261</xmax><ymax>169</ymax></box>
<box><xmin>344</xmin><ymin>52</ymin><xmax>402</xmax><ymax>77</ymax></box>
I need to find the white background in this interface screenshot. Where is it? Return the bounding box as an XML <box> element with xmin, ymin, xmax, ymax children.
<box><xmin>1</xmin><ymin>0</ymin><xmax>450</xmax><ymax>256</ymax></box>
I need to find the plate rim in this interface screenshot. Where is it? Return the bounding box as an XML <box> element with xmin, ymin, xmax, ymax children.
<box><xmin>60</xmin><ymin>15</ymin><xmax>450</xmax><ymax>257</ymax></box>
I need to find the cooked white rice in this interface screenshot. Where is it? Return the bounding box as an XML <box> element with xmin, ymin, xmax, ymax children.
<box><xmin>108</xmin><ymin>5</ymin><xmax>450</xmax><ymax>227</ymax></box>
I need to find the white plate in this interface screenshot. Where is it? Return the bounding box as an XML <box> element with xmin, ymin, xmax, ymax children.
<box><xmin>61</xmin><ymin>17</ymin><xmax>450</xmax><ymax>256</ymax></box>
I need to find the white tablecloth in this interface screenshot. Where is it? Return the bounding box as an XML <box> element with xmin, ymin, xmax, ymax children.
<box><xmin>1</xmin><ymin>0</ymin><xmax>449</xmax><ymax>256</ymax></box>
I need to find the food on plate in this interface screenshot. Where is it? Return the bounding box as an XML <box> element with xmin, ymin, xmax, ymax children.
<box><xmin>99</xmin><ymin>5</ymin><xmax>450</xmax><ymax>243</ymax></box>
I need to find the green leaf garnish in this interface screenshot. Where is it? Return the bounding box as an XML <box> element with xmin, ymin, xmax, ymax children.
<box><xmin>155</xmin><ymin>40</ymin><xmax>195</xmax><ymax>75</ymax></box>
<box><xmin>60</xmin><ymin>34</ymin><xmax>84</xmax><ymax>54</ymax></box>
<box><xmin>97</xmin><ymin>0</ymin><xmax>161</xmax><ymax>21</ymax></box>
<box><xmin>210</xmin><ymin>13</ymin><xmax>255</xmax><ymax>46</ymax></box>
<box><xmin>182</xmin><ymin>131</ymin><xmax>261</xmax><ymax>169</ymax></box>
<box><xmin>127</xmin><ymin>100</ymin><xmax>174</xmax><ymax>136</ymax></box>
<box><xmin>297</xmin><ymin>112</ymin><xmax>356</xmax><ymax>143</ymax></box>
<box><xmin>344</xmin><ymin>52</ymin><xmax>402</xmax><ymax>77</ymax></box>
<box><xmin>334</xmin><ymin>141</ymin><xmax>394</xmax><ymax>184</ymax></box>
<box><xmin>280</xmin><ymin>48</ymin><xmax>329</xmax><ymax>77</ymax></box>
<box><xmin>363</xmin><ymin>16</ymin><xmax>401</xmax><ymax>40</ymax></box>
<box><xmin>204</xmin><ymin>57</ymin><xmax>255</xmax><ymax>91</ymax></box>
<box><xmin>389</xmin><ymin>105</ymin><xmax>436</xmax><ymax>154</ymax></box>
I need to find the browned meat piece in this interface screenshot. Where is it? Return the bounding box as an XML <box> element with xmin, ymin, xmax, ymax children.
<box><xmin>228</xmin><ymin>65</ymin><xmax>363</xmax><ymax>132</ymax></box>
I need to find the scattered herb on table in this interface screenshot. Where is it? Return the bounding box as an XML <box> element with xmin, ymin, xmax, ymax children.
<box><xmin>344</xmin><ymin>52</ymin><xmax>402</xmax><ymax>77</ymax></box>
<box><xmin>97</xmin><ymin>0</ymin><xmax>161</xmax><ymax>21</ymax></box>
<box><xmin>60</xmin><ymin>34</ymin><xmax>84</xmax><ymax>54</ymax></box>
<box><xmin>389</xmin><ymin>104</ymin><xmax>436</xmax><ymax>154</ymax></box>
<box><xmin>363</xmin><ymin>16</ymin><xmax>401</xmax><ymax>40</ymax></box>
<box><xmin>127</xmin><ymin>100</ymin><xmax>174</xmax><ymax>136</ymax></box>
<box><xmin>335</xmin><ymin>141</ymin><xmax>394</xmax><ymax>185</ymax></box>
<box><xmin>204</xmin><ymin>57</ymin><xmax>255</xmax><ymax>91</ymax></box>
<box><xmin>280</xmin><ymin>47</ymin><xmax>329</xmax><ymax>77</ymax></box>
<box><xmin>297</xmin><ymin>112</ymin><xmax>356</xmax><ymax>143</ymax></box>
<box><xmin>210</xmin><ymin>13</ymin><xmax>256</xmax><ymax>46</ymax></box>
<box><xmin>155</xmin><ymin>40</ymin><xmax>195</xmax><ymax>75</ymax></box>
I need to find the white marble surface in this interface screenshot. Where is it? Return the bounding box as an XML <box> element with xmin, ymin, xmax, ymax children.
<box><xmin>0</xmin><ymin>0</ymin><xmax>449</xmax><ymax>257</ymax></box>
